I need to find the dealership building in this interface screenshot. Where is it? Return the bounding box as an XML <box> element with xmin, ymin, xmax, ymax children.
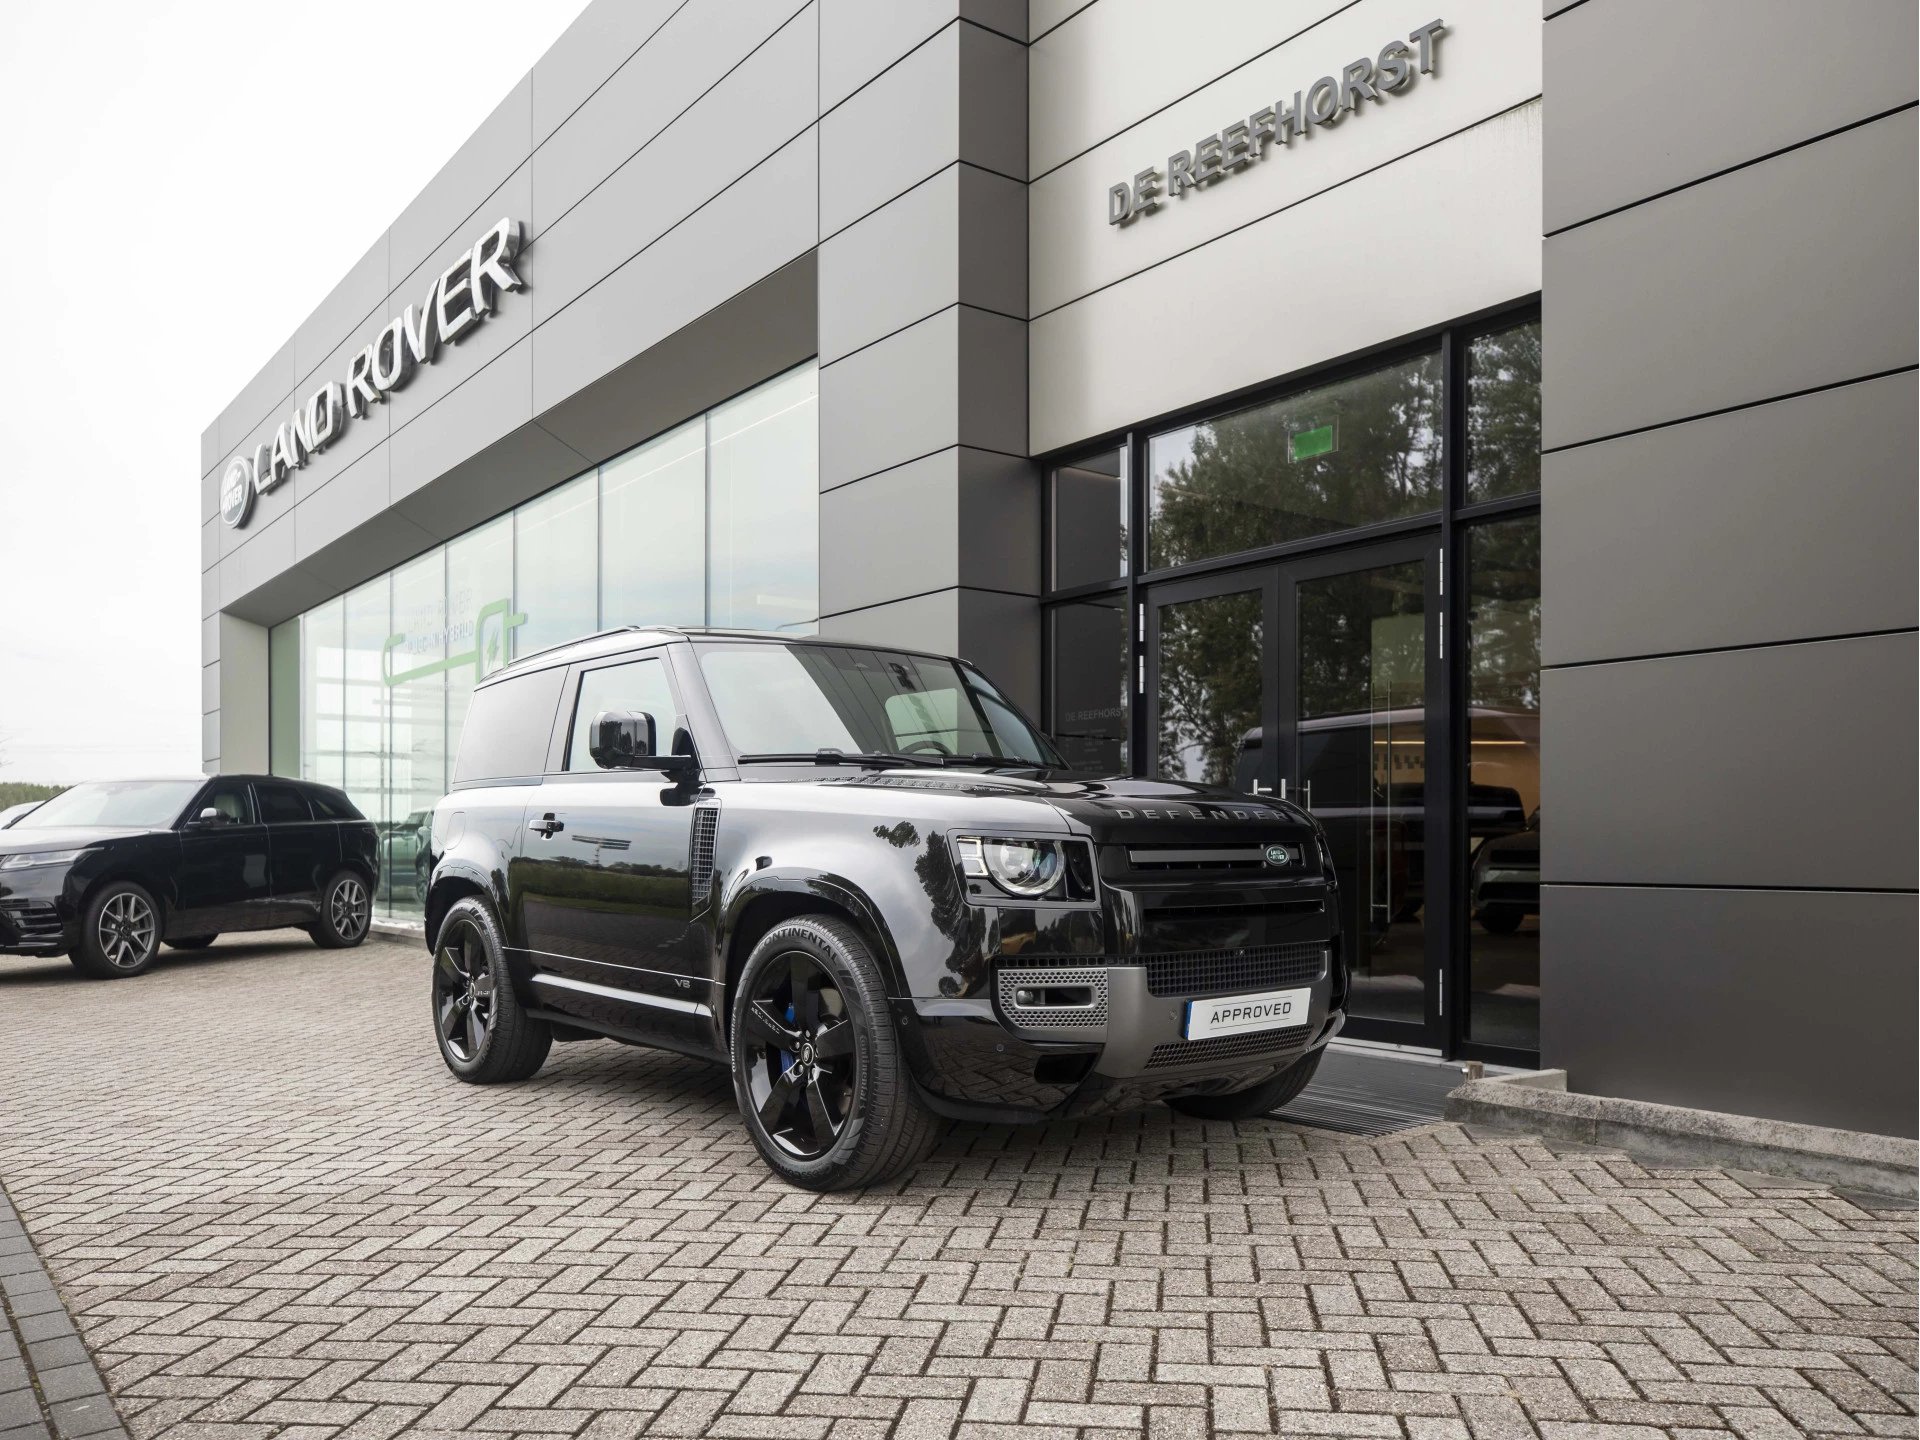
<box><xmin>197</xmin><ymin>0</ymin><xmax>1918</xmax><ymax>1137</ymax></box>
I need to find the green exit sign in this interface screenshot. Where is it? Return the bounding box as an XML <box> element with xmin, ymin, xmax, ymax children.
<box><xmin>1289</xmin><ymin>421</ymin><xmax>1337</xmax><ymax>463</ymax></box>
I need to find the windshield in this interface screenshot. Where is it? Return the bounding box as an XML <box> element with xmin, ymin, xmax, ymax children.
<box><xmin>12</xmin><ymin>780</ymin><xmax>203</xmax><ymax>831</ymax></box>
<box><xmin>699</xmin><ymin>643</ymin><xmax>1061</xmax><ymax>767</ymax></box>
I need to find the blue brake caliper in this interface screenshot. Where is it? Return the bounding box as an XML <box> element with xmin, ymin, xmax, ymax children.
<box><xmin>779</xmin><ymin>1001</ymin><xmax>796</xmax><ymax>1073</ymax></box>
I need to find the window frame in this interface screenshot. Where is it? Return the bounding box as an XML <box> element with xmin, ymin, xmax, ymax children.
<box><xmin>556</xmin><ymin>650</ymin><xmax>686</xmax><ymax>777</ymax></box>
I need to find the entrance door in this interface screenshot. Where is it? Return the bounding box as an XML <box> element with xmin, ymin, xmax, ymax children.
<box><xmin>1147</xmin><ymin>538</ymin><xmax>1442</xmax><ymax>1046</ymax></box>
<box><xmin>1279</xmin><ymin>541</ymin><xmax>1439</xmax><ymax>1046</ymax></box>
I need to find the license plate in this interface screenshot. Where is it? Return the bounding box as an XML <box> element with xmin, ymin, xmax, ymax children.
<box><xmin>1183</xmin><ymin>986</ymin><xmax>1312</xmax><ymax>1041</ymax></box>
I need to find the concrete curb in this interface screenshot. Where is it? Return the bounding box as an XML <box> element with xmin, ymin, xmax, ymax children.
<box><xmin>0</xmin><ymin>1183</ymin><xmax>128</xmax><ymax>1440</ymax></box>
<box><xmin>1446</xmin><ymin>1070</ymin><xmax>1918</xmax><ymax>1204</ymax></box>
<box><xmin>369</xmin><ymin>919</ymin><xmax>425</xmax><ymax>942</ymax></box>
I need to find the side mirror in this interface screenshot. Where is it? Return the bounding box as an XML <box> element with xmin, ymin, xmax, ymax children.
<box><xmin>589</xmin><ymin>709</ymin><xmax>656</xmax><ymax>768</ymax></box>
<box><xmin>193</xmin><ymin>807</ymin><xmax>225</xmax><ymax>826</ymax></box>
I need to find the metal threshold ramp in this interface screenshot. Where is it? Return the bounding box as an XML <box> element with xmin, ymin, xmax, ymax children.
<box><xmin>1276</xmin><ymin>1044</ymin><xmax>1473</xmax><ymax>1135</ymax></box>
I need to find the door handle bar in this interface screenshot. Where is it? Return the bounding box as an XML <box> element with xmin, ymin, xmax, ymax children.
<box><xmin>528</xmin><ymin>814</ymin><xmax>564</xmax><ymax>837</ymax></box>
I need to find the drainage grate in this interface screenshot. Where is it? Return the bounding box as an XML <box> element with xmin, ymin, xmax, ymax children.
<box><xmin>1273</xmin><ymin>1047</ymin><xmax>1466</xmax><ymax>1136</ymax></box>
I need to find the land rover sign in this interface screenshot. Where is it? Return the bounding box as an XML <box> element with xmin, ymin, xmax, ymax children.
<box><xmin>219</xmin><ymin>217</ymin><xmax>526</xmax><ymax>528</ymax></box>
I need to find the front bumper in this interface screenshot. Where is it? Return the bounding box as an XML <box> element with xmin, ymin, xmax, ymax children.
<box><xmin>903</xmin><ymin>958</ymin><xmax>1344</xmax><ymax>1121</ymax></box>
<box><xmin>0</xmin><ymin>897</ymin><xmax>69</xmax><ymax>955</ymax></box>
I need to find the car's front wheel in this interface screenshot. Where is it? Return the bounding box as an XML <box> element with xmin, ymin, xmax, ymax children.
<box><xmin>431</xmin><ymin>896</ymin><xmax>551</xmax><ymax>1083</ymax></box>
<box><xmin>70</xmin><ymin>882</ymin><xmax>163</xmax><ymax>979</ymax></box>
<box><xmin>729</xmin><ymin>917</ymin><xmax>940</xmax><ymax>1191</ymax></box>
<box><xmin>1166</xmin><ymin>1046</ymin><xmax>1324</xmax><ymax>1121</ymax></box>
<box><xmin>310</xmin><ymin>870</ymin><xmax>372</xmax><ymax>949</ymax></box>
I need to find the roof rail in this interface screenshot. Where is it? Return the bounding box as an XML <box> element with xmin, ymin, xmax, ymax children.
<box><xmin>497</xmin><ymin>624</ymin><xmax>669</xmax><ymax>671</ymax></box>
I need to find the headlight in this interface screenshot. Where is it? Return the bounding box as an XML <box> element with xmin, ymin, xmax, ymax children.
<box><xmin>956</xmin><ymin>836</ymin><xmax>1081</xmax><ymax>900</ymax></box>
<box><xmin>0</xmin><ymin>849</ymin><xmax>88</xmax><ymax>870</ymax></box>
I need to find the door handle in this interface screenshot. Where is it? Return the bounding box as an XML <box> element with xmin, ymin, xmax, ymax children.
<box><xmin>528</xmin><ymin>814</ymin><xmax>564</xmax><ymax>838</ymax></box>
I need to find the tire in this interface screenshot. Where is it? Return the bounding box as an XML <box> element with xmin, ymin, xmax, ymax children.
<box><xmin>729</xmin><ymin>916</ymin><xmax>940</xmax><ymax>1191</ymax></box>
<box><xmin>431</xmin><ymin>896</ymin><xmax>551</xmax><ymax>1083</ymax></box>
<box><xmin>311</xmin><ymin>870</ymin><xmax>372</xmax><ymax>949</ymax></box>
<box><xmin>1166</xmin><ymin>1046</ymin><xmax>1324</xmax><ymax>1121</ymax></box>
<box><xmin>166</xmin><ymin>936</ymin><xmax>217</xmax><ymax>951</ymax></box>
<box><xmin>70</xmin><ymin>882</ymin><xmax>164</xmax><ymax>979</ymax></box>
<box><xmin>1476</xmin><ymin>908</ymin><xmax>1525</xmax><ymax>936</ymax></box>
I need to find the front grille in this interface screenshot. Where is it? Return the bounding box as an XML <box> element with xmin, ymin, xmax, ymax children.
<box><xmin>0</xmin><ymin>900</ymin><xmax>62</xmax><ymax>944</ymax></box>
<box><xmin>688</xmin><ymin>807</ymin><xmax>718</xmax><ymax>905</ymax></box>
<box><xmin>996</xmin><ymin>966</ymin><xmax>1109</xmax><ymax>1029</ymax></box>
<box><xmin>1145</xmin><ymin>1024</ymin><xmax>1313</xmax><ymax>1070</ymax></box>
<box><xmin>1144</xmin><ymin>941</ymin><xmax>1327</xmax><ymax>998</ymax></box>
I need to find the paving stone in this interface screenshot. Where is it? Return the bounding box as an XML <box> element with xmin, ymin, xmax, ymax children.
<box><xmin>0</xmin><ymin>935</ymin><xmax>1910</xmax><ymax>1440</ymax></box>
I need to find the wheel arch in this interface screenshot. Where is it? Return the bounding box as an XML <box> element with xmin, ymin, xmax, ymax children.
<box><xmin>425</xmin><ymin>868</ymin><xmax>494</xmax><ymax>950</ymax></box>
<box><xmin>717</xmin><ymin>876</ymin><xmax>905</xmax><ymax>1043</ymax></box>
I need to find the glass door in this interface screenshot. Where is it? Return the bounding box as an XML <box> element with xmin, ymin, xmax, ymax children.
<box><xmin>1278</xmin><ymin>540</ymin><xmax>1441</xmax><ymax>1047</ymax></box>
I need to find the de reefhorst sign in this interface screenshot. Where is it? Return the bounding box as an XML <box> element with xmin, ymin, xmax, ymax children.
<box><xmin>1107</xmin><ymin>19</ymin><xmax>1445</xmax><ymax>226</ymax></box>
<box><xmin>220</xmin><ymin>217</ymin><xmax>526</xmax><ymax>528</ymax></box>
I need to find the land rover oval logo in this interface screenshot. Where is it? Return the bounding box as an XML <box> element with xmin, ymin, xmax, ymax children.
<box><xmin>219</xmin><ymin>457</ymin><xmax>254</xmax><ymax>528</ymax></box>
<box><xmin>1265</xmin><ymin>844</ymin><xmax>1291</xmax><ymax>866</ymax></box>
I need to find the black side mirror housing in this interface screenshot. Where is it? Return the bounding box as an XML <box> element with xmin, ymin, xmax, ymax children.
<box><xmin>590</xmin><ymin>710</ymin><xmax>699</xmax><ymax>782</ymax></box>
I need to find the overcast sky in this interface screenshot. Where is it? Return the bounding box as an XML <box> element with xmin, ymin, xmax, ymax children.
<box><xmin>0</xmin><ymin>0</ymin><xmax>585</xmax><ymax>784</ymax></box>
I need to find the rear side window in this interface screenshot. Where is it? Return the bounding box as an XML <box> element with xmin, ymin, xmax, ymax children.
<box><xmin>256</xmin><ymin>784</ymin><xmax>312</xmax><ymax>824</ymax></box>
<box><xmin>452</xmin><ymin>667</ymin><xmax>567</xmax><ymax>784</ymax></box>
<box><xmin>308</xmin><ymin>788</ymin><xmax>362</xmax><ymax>821</ymax></box>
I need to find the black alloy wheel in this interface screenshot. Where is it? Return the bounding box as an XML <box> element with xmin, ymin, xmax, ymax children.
<box><xmin>429</xmin><ymin>897</ymin><xmax>551</xmax><ymax>1084</ymax></box>
<box><xmin>71</xmin><ymin>882</ymin><xmax>165</xmax><ymax>978</ymax></box>
<box><xmin>434</xmin><ymin>919</ymin><xmax>497</xmax><ymax>1065</ymax></box>
<box><xmin>739</xmin><ymin>952</ymin><xmax>858</xmax><ymax>1160</ymax></box>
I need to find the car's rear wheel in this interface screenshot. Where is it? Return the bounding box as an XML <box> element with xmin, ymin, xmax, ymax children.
<box><xmin>729</xmin><ymin>917</ymin><xmax>940</xmax><ymax>1191</ymax></box>
<box><xmin>431</xmin><ymin>896</ymin><xmax>550</xmax><ymax>1083</ymax></box>
<box><xmin>166</xmin><ymin>935</ymin><xmax>217</xmax><ymax>951</ymax></box>
<box><xmin>310</xmin><ymin>870</ymin><xmax>371</xmax><ymax>949</ymax></box>
<box><xmin>70</xmin><ymin>882</ymin><xmax>163</xmax><ymax>979</ymax></box>
<box><xmin>1166</xmin><ymin>1046</ymin><xmax>1324</xmax><ymax>1121</ymax></box>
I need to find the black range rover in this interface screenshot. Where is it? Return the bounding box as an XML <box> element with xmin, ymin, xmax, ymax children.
<box><xmin>425</xmin><ymin>628</ymin><xmax>1346</xmax><ymax>1189</ymax></box>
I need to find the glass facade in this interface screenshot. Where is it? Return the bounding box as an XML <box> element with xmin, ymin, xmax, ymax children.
<box><xmin>268</xmin><ymin>362</ymin><xmax>818</xmax><ymax>922</ymax></box>
<box><xmin>1044</xmin><ymin>315</ymin><xmax>1542</xmax><ymax>1060</ymax></box>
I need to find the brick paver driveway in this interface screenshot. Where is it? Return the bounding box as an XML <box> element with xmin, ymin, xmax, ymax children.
<box><xmin>0</xmin><ymin>935</ymin><xmax>1912</xmax><ymax>1440</ymax></box>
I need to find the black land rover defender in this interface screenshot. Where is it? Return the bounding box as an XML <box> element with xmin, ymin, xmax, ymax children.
<box><xmin>424</xmin><ymin>627</ymin><xmax>1346</xmax><ymax>1190</ymax></box>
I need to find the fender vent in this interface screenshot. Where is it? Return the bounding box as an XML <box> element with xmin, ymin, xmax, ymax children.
<box><xmin>689</xmin><ymin>806</ymin><xmax>719</xmax><ymax>905</ymax></box>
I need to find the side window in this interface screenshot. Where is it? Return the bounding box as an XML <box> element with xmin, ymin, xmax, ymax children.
<box><xmin>255</xmin><ymin>783</ymin><xmax>312</xmax><ymax>824</ymax></box>
<box><xmin>451</xmin><ymin>667</ymin><xmax>568</xmax><ymax>785</ymax></box>
<box><xmin>307</xmin><ymin>788</ymin><xmax>362</xmax><ymax>821</ymax></box>
<box><xmin>197</xmin><ymin>779</ymin><xmax>255</xmax><ymax>825</ymax></box>
<box><xmin>567</xmin><ymin>658</ymin><xmax>677</xmax><ymax>772</ymax></box>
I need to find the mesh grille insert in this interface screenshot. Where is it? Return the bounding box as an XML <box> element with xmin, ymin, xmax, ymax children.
<box><xmin>996</xmin><ymin>966</ymin><xmax>1109</xmax><ymax>1029</ymax></box>
<box><xmin>1146</xmin><ymin>1025</ymin><xmax>1313</xmax><ymax>1070</ymax></box>
<box><xmin>689</xmin><ymin>807</ymin><xmax>719</xmax><ymax>905</ymax></box>
<box><xmin>1145</xmin><ymin>942</ymin><xmax>1327</xmax><ymax>998</ymax></box>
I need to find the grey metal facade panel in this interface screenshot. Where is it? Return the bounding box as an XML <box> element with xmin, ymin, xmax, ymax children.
<box><xmin>819</xmin><ymin>586</ymin><xmax>960</xmax><ymax>650</ymax></box>
<box><xmin>220</xmin><ymin>511</ymin><xmax>299</xmax><ymax>613</ymax></box>
<box><xmin>1543</xmin><ymin>373</ymin><xmax>1920</xmax><ymax>667</ymax></box>
<box><xmin>820</xmin><ymin>307</ymin><xmax>961</xmax><ymax>488</ymax></box>
<box><xmin>389</xmin><ymin>75</ymin><xmax>534</xmax><ymax>285</ymax></box>
<box><xmin>200</xmin><ymin>458</ymin><xmax>219</xmax><ymax>525</ymax></box>
<box><xmin>392</xmin><ymin>421</ymin><xmax>590</xmax><ymax>546</ymax></box>
<box><xmin>389</xmin><ymin>338</ymin><xmax>537</xmax><ymax>505</ymax></box>
<box><xmin>216</xmin><ymin>338</ymin><xmax>296</xmax><ymax>460</ymax></box>
<box><xmin>958</xmin><ymin>165</ymin><xmax>1028</xmax><ymax>320</ymax></box>
<box><xmin>821</xmin><ymin>0</ymin><xmax>960</xmax><ymax>113</ymax></box>
<box><xmin>818</xmin><ymin>167</ymin><xmax>964</xmax><ymax>363</ymax></box>
<box><xmin>200</xmin><ymin>564</ymin><xmax>219</xmax><ymax>625</ymax></box>
<box><xmin>200</xmin><ymin>612</ymin><xmax>219</xmax><ymax>670</ymax></box>
<box><xmin>955</xmin><ymin>447</ymin><xmax>1041</xmax><ymax>597</ymax></box>
<box><xmin>200</xmin><ymin>421</ymin><xmax>222</xmax><ymax>480</ymax></box>
<box><xmin>957</xmin><ymin>586</ymin><xmax>1041</xmax><ymax>714</ymax></box>
<box><xmin>1545</xmin><ymin>0</ymin><xmax>1917</xmax><ymax>232</ymax></box>
<box><xmin>293</xmin><ymin>448</ymin><xmax>396</xmax><ymax>573</ymax></box>
<box><xmin>529</xmin><ymin>130</ymin><xmax>818</xmax><ymax>418</ymax></box>
<box><xmin>819</xmin><ymin>452</ymin><xmax>963</xmax><ymax>615</ymax></box>
<box><xmin>957</xmin><ymin>22</ymin><xmax>1027</xmax><ymax>183</ymax></box>
<box><xmin>534</xmin><ymin>256</ymin><xmax>817</xmax><ymax>468</ymax></box>
<box><xmin>1542</xmin><ymin>632</ymin><xmax>1919</xmax><ymax>891</ymax></box>
<box><xmin>530</xmin><ymin>0</ymin><xmax>681</xmax><ymax>146</ymax></box>
<box><xmin>531</xmin><ymin>0</ymin><xmax>812</xmax><ymax>239</ymax></box>
<box><xmin>201</xmin><ymin>660</ymin><xmax>219</xmax><ymax>717</ymax></box>
<box><xmin>956</xmin><ymin>305</ymin><xmax>1027</xmax><ymax>458</ymax></box>
<box><xmin>202</xmin><ymin>711</ymin><xmax>218</xmax><ymax>766</ymax></box>
<box><xmin>280</xmin><ymin>320</ymin><xmax>394</xmax><ymax>512</ymax></box>
<box><xmin>1542</xmin><ymin>110</ymin><xmax>1919</xmax><ymax>450</ymax></box>
<box><xmin>290</xmin><ymin>233</ymin><xmax>388</xmax><ymax>391</ymax></box>
<box><xmin>530</xmin><ymin>10</ymin><xmax>818</xmax><ymax>326</ymax></box>
<box><xmin>200</xmin><ymin>516</ymin><xmax>219</xmax><ymax>579</ymax></box>
<box><xmin>1542</xmin><ymin>885</ymin><xmax>1919</xmax><ymax>1138</ymax></box>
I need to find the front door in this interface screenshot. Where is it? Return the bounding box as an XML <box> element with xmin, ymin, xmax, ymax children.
<box><xmin>513</xmin><ymin>654</ymin><xmax>710</xmax><ymax>1048</ymax></box>
<box><xmin>1149</xmin><ymin>538</ymin><xmax>1442</xmax><ymax>1046</ymax></box>
<box><xmin>173</xmin><ymin>777</ymin><xmax>273</xmax><ymax>937</ymax></box>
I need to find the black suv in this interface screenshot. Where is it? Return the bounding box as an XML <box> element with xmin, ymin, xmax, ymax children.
<box><xmin>425</xmin><ymin>629</ymin><xmax>1345</xmax><ymax>1189</ymax></box>
<box><xmin>0</xmin><ymin>775</ymin><xmax>380</xmax><ymax>977</ymax></box>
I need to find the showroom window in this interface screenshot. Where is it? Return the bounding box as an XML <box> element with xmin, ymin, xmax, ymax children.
<box><xmin>269</xmin><ymin>362</ymin><xmax>818</xmax><ymax>920</ymax></box>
